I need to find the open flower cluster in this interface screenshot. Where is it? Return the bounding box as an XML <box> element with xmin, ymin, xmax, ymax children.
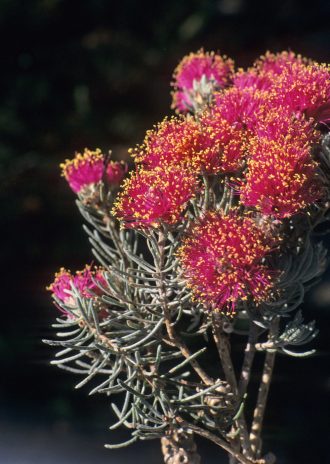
<box><xmin>53</xmin><ymin>49</ymin><xmax>330</xmax><ymax>314</ymax></box>
<box><xmin>178</xmin><ymin>210</ymin><xmax>278</xmax><ymax>312</ymax></box>
<box><xmin>131</xmin><ymin>117</ymin><xmax>202</xmax><ymax>170</ymax></box>
<box><xmin>113</xmin><ymin>166</ymin><xmax>199</xmax><ymax>228</ymax></box>
<box><xmin>112</xmin><ymin>49</ymin><xmax>329</xmax><ymax>311</ymax></box>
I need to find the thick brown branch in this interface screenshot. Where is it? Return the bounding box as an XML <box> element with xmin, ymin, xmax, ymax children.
<box><xmin>161</xmin><ymin>431</ymin><xmax>201</xmax><ymax>464</ymax></box>
<box><xmin>164</xmin><ymin>313</ymin><xmax>213</xmax><ymax>385</ymax></box>
<box><xmin>212</xmin><ymin>315</ymin><xmax>238</xmax><ymax>392</ymax></box>
<box><xmin>250</xmin><ymin>318</ymin><xmax>279</xmax><ymax>459</ymax></box>
<box><xmin>157</xmin><ymin>230</ymin><xmax>214</xmax><ymax>386</ymax></box>
<box><xmin>185</xmin><ymin>422</ymin><xmax>269</xmax><ymax>464</ymax></box>
<box><xmin>212</xmin><ymin>315</ymin><xmax>252</xmax><ymax>460</ymax></box>
<box><xmin>238</xmin><ymin>322</ymin><xmax>258</xmax><ymax>399</ymax></box>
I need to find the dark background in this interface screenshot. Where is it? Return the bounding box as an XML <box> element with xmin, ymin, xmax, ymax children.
<box><xmin>1</xmin><ymin>1</ymin><xmax>330</xmax><ymax>463</ymax></box>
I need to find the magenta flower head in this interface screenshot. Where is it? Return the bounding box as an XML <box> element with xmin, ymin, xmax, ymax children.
<box><xmin>241</xmin><ymin>116</ymin><xmax>322</xmax><ymax>218</ymax></box>
<box><xmin>178</xmin><ymin>210</ymin><xmax>278</xmax><ymax>314</ymax></box>
<box><xmin>131</xmin><ymin>114</ymin><xmax>244</xmax><ymax>175</ymax></box>
<box><xmin>234</xmin><ymin>51</ymin><xmax>307</xmax><ymax>93</ymax></box>
<box><xmin>233</xmin><ymin>68</ymin><xmax>272</xmax><ymax>91</ymax></box>
<box><xmin>131</xmin><ymin>116</ymin><xmax>201</xmax><ymax>170</ymax></box>
<box><xmin>171</xmin><ymin>49</ymin><xmax>234</xmax><ymax>113</ymax></box>
<box><xmin>112</xmin><ymin>166</ymin><xmax>199</xmax><ymax>229</ymax></box>
<box><xmin>197</xmin><ymin>106</ymin><xmax>247</xmax><ymax>173</ymax></box>
<box><xmin>61</xmin><ymin>148</ymin><xmax>127</xmax><ymax>194</ymax></box>
<box><xmin>47</xmin><ymin>265</ymin><xmax>106</xmax><ymax>316</ymax></box>
<box><xmin>213</xmin><ymin>86</ymin><xmax>270</xmax><ymax>133</ymax></box>
<box><xmin>254</xmin><ymin>50</ymin><xmax>307</xmax><ymax>76</ymax></box>
<box><xmin>272</xmin><ymin>62</ymin><xmax>330</xmax><ymax>124</ymax></box>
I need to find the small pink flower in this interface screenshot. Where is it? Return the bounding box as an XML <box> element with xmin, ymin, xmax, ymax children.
<box><xmin>178</xmin><ymin>210</ymin><xmax>277</xmax><ymax>313</ymax></box>
<box><xmin>233</xmin><ymin>51</ymin><xmax>308</xmax><ymax>104</ymax></box>
<box><xmin>48</xmin><ymin>266</ymin><xmax>106</xmax><ymax>316</ymax></box>
<box><xmin>254</xmin><ymin>110</ymin><xmax>319</xmax><ymax>142</ymax></box>
<box><xmin>172</xmin><ymin>49</ymin><xmax>234</xmax><ymax>112</ymax></box>
<box><xmin>106</xmin><ymin>160</ymin><xmax>129</xmax><ymax>185</ymax></box>
<box><xmin>61</xmin><ymin>148</ymin><xmax>127</xmax><ymax>193</ymax></box>
<box><xmin>113</xmin><ymin>166</ymin><xmax>199</xmax><ymax>228</ymax></box>
<box><xmin>234</xmin><ymin>51</ymin><xmax>308</xmax><ymax>98</ymax></box>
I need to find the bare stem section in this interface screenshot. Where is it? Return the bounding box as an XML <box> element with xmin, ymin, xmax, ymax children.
<box><xmin>238</xmin><ymin>322</ymin><xmax>259</xmax><ymax>399</ymax></box>
<box><xmin>212</xmin><ymin>315</ymin><xmax>253</xmax><ymax>460</ymax></box>
<box><xmin>161</xmin><ymin>432</ymin><xmax>201</xmax><ymax>464</ymax></box>
<box><xmin>187</xmin><ymin>423</ymin><xmax>257</xmax><ymax>464</ymax></box>
<box><xmin>212</xmin><ymin>315</ymin><xmax>238</xmax><ymax>392</ymax></box>
<box><xmin>250</xmin><ymin>318</ymin><xmax>280</xmax><ymax>459</ymax></box>
<box><xmin>157</xmin><ymin>231</ymin><xmax>214</xmax><ymax>386</ymax></box>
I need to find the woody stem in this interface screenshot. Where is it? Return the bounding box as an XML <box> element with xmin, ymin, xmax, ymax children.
<box><xmin>249</xmin><ymin>318</ymin><xmax>279</xmax><ymax>459</ymax></box>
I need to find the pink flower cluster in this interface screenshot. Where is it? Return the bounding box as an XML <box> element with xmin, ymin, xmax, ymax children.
<box><xmin>240</xmin><ymin>114</ymin><xmax>322</xmax><ymax>218</ymax></box>
<box><xmin>172</xmin><ymin>49</ymin><xmax>234</xmax><ymax>112</ymax></box>
<box><xmin>61</xmin><ymin>148</ymin><xmax>127</xmax><ymax>194</ymax></box>
<box><xmin>113</xmin><ymin>49</ymin><xmax>328</xmax><ymax>235</ymax></box>
<box><xmin>172</xmin><ymin>49</ymin><xmax>329</xmax><ymax>311</ymax></box>
<box><xmin>178</xmin><ymin>210</ymin><xmax>278</xmax><ymax>313</ymax></box>
<box><xmin>131</xmin><ymin>117</ymin><xmax>201</xmax><ymax>170</ymax></box>
<box><xmin>172</xmin><ymin>50</ymin><xmax>328</xmax><ymax>218</ymax></box>
<box><xmin>113</xmin><ymin>167</ymin><xmax>199</xmax><ymax>228</ymax></box>
<box><xmin>48</xmin><ymin>266</ymin><xmax>106</xmax><ymax>316</ymax></box>
<box><xmin>130</xmin><ymin>115</ymin><xmax>245</xmax><ymax>175</ymax></box>
<box><xmin>55</xmin><ymin>49</ymin><xmax>330</xmax><ymax>314</ymax></box>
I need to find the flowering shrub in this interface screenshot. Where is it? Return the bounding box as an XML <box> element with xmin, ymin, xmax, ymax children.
<box><xmin>46</xmin><ymin>49</ymin><xmax>330</xmax><ymax>464</ymax></box>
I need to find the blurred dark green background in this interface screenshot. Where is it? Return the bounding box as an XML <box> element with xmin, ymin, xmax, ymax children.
<box><xmin>1</xmin><ymin>0</ymin><xmax>330</xmax><ymax>463</ymax></box>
